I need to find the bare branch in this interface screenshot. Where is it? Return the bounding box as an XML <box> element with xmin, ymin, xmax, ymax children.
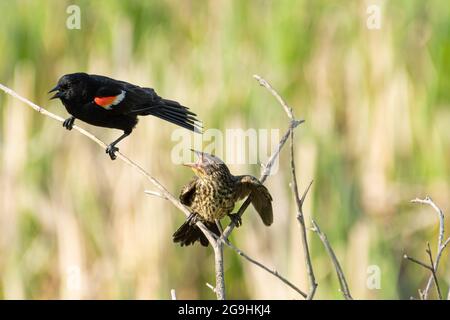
<box><xmin>221</xmin><ymin>75</ymin><xmax>310</xmax><ymax>299</ymax></box>
<box><xmin>404</xmin><ymin>245</ymin><xmax>443</xmax><ymax>300</ymax></box>
<box><xmin>222</xmin><ymin>238</ymin><xmax>307</xmax><ymax>298</ymax></box>
<box><xmin>311</xmin><ymin>220</ymin><xmax>353</xmax><ymax>300</ymax></box>
<box><xmin>253</xmin><ymin>74</ymin><xmax>295</xmax><ymax>120</ymax></box>
<box><xmin>290</xmin><ymin>141</ymin><xmax>317</xmax><ymax>300</ymax></box>
<box><xmin>426</xmin><ymin>243</ymin><xmax>442</xmax><ymax>300</ymax></box>
<box><xmin>418</xmin><ymin>289</ymin><xmax>425</xmax><ymax>300</ymax></box>
<box><xmin>206</xmin><ymin>282</ymin><xmax>217</xmax><ymax>294</ymax></box>
<box><xmin>403</xmin><ymin>254</ymin><xmax>433</xmax><ymax>271</ymax></box>
<box><xmin>263</xmin><ymin>69</ymin><xmax>318</xmax><ymax>301</ymax></box>
<box><xmin>144</xmin><ymin>190</ymin><xmax>168</xmax><ymax>200</ymax></box>
<box><xmin>411</xmin><ymin>197</ymin><xmax>444</xmax><ymax>249</ymax></box>
<box><xmin>410</xmin><ymin>197</ymin><xmax>448</xmax><ymax>299</ymax></box>
<box><xmin>212</xmin><ymin>241</ymin><xmax>226</xmax><ymax>300</ymax></box>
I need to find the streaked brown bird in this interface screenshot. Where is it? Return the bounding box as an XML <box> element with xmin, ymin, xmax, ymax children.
<box><xmin>173</xmin><ymin>150</ymin><xmax>273</xmax><ymax>247</ymax></box>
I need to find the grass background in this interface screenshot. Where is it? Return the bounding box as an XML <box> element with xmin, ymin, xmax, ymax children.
<box><xmin>0</xmin><ymin>0</ymin><xmax>449</xmax><ymax>299</ymax></box>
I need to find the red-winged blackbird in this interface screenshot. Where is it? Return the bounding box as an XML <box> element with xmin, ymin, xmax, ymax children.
<box><xmin>49</xmin><ymin>73</ymin><xmax>201</xmax><ymax>160</ymax></box>
<box><xmin>173</xmin><ymin>150</ymin><xmax>273</xmax><ymax>247</ymax></box>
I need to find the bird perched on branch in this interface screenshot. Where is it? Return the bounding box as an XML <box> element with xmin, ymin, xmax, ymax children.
<box><xmin>49</xmin><ymin>73</ymin><xmax>201</xmax><ymax>160</ymax></box>
<box><xmin>173</xmin><ymin>150</ymin><xmax>273</xmax><ymax>247</ymax></box>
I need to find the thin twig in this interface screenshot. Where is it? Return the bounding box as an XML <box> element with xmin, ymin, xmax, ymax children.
<box><xmin>403</xmin><ymin>254</ymin><xmax>433</xmax><ymax>271</ymax></box>
<box><xmin>144</xmin><ymin>190</ymin><xmax>168</xmax><ymax>200</ymax></box>
<box><xmin>410</xmin><ymin>197</ymin><xmax>448</xmax><ymax>299</ymax></box>
<box><xmin>249</xmin><ymin>75</ymin><xmax>315</xmax><ymax>298</ymax></box>
<box><xmin>206</xmin><ymin>282</ymin><xmax>217</xmax><ymax>294</ymax></box>
<box><xmin>411</xmin><ymin>197</ymin><xmax>444</xmax><ymax>249</ymax></box>
<box><xmin>253</xmin><ymin>74</ymin><xmax>294</xmax><ymax>120</ymax></box>
<box><xmin>290</xmin><ymin>135</ymin><xmax>317</xmax><ymax>300</ymax></box>
<box><xmin>418</xmin><ymin>289</ymin><xmax>425</xmax><ymax>300</ymax></box>
<box><xmin>223</xmin><ymin>238</ymin><xmax>307</xmax><ymax>298</ymax></box>
<box><xmin>404</xmin><ymin>248</ymin><xmax>443</xmax><ymax>300</ymax></box>
<box><xmin>311</xmin><ymin>220</ymin><xmax>353</xmax><ymax>300</ymax></box>
<box><xmin>426</xmin><ymin>243</ymin><xmax>442</xmax><ymax>300</ymax></box>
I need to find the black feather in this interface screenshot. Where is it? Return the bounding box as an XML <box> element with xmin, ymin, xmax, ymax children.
<box><xmin>173</xmin><ymin>214</ymin><xmax>220</xmax><ymax>247</ymax></box>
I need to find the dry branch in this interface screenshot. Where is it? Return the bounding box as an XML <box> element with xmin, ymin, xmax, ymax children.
<box><xmin>406</xmin><ymin>197</ymin><xmax>449</xmax><ymax>300</ymax></box>
<box><xmin>311</xmin><ymin>220</ymin><xmax>353</xmax><ymax>300</ymax></box>
<box><xmin>242</xmin><ymin>75</ymin><xmax>317</xmax><ymax>299</ymax></box>
<box><xmin>223</xmin><ymin>238</ymin><xmax>307</xmax><ymax>298</ymax></box>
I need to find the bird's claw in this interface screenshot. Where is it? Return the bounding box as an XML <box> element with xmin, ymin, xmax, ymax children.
<box><xmin>228</xmin><ymin>213</ymin><xmax>242</xmax><ymax>227</ymax></box>
<box><xmin>105</xmin><ymin>145</ymin><xmax>119</xmax><ymax>160</ymax></box>
<box><xmin>63</xmin><ymin>117</ymin><xmax>75</xmax><ymax>130</ymax></box>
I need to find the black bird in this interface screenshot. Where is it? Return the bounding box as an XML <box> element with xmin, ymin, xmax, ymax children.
<box><xmin>49</xmin><ymin>73</ymin><xmax>201</xmax><ymax>159</ymax></box>
<box><xmin>173</xmin><ymin>150</ymin><xmax>273</xmax><ymax>247</ymax></box>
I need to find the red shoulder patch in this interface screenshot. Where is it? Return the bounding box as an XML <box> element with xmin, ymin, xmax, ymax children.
<box><xmin>94</xmin><ymin>96</ymin><xmax>117</xmax><ymax>107</ymax></box>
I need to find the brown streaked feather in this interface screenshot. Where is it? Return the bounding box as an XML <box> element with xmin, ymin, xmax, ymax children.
<box><xmin>235</xmin><ymin>175</ymin><xmax>273</xmax><ymax>226</ymax></box>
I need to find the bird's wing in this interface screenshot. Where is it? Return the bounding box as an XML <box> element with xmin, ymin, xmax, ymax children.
<box><xmin>179</xmin><ymin>177</ymin><xmax>198</xmax><ymax>206</ymax></box>
<box><xmin>125</xmin><ymin>87</ymin><xmax>201</xmax><ymax>133</ymax></box>
<box><xmin>90</xmin><ymin>75</ymin><xmax>201</xmax><ymax>132</ymax></box>
<box><xmin>235</xmin><ymin>175</ymin><xmax>273</xmax><ymax>226</ymax></box>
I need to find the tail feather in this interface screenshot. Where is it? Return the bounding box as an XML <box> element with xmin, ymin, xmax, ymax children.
<box><xmin>132</xmin><ymin>98</ymin><xmax>202</xmax><ymax>133</ymax></box>
<box><xmin>173</xmin><ymin>215</ymin><xmax>220</xmax><ymax>247</ymax></box>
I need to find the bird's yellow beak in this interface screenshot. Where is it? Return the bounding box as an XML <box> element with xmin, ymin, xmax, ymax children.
<box><xmin>182</xmin><ymin>162</ymin><xmax>204</xmax><ymax>175</ymax></box>
<box><xmin>183</xmin><ymin>149</ymin><xmax>209</xmax><ymax>176</ymax></box>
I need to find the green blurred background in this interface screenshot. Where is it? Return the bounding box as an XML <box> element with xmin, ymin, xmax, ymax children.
<box><xmin>0</xmin><ymin>0</ymin><xmax>449</xmax><ymax>299</ymax></box>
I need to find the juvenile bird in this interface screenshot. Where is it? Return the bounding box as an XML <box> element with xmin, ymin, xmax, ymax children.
<box><xmin>173</xmin><ymin>150</ymin><xmax>273</xmax><ymax>247</ymax></box>
<box><xmin>49</xmin><ymin>73</ymin><xmax>201</xmax><ymax>160</ymax></box>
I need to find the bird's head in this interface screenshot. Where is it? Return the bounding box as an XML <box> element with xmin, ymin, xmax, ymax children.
<box><xmin>49</xmin><ymin>73</ymin><xmax>91</xmax><ymax>102</ymax></box>
<box><xmin>183</xmin><ymin>150</ymin><xmax>230</xmax><ymax>179</ymax></box>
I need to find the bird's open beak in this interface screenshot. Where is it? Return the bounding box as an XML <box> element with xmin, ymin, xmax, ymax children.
<box><xmin>182</xmin><ymin>163</ymin><xmax>198</xmax><ymax>169</ymax></box>
<box><xmin>190</xmin><ymin>149</ymin><xmax>204</xmax><ymax>161</ymax></box>
<box><xmin>183</xmin><ymin>149</ymin><xmax>205</xmax><ymax>174</ymax></box>
<box><xmin>190</xmin><ymin>149</ymin><xmax>218</xmax><ymax>165</ymax></box>
<box><xmin>182</xmin><ymin>162</ymin><xmax>204</xmax><ymax>175</ymax></box>
<box><xmin>48</xmin><ymin>85</ymin><xmax>61</xmax><ymax>99</ymax></box>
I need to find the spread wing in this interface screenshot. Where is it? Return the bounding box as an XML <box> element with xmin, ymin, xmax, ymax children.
<box><xmin>179</xmin><ymin>177</ymin><xmax>198</xmax><ymax>206</ymax></box>
<box><xmin>235</xmin><ymin>175</ymin><xmax>273</xmax><ymax>226</ymax></box>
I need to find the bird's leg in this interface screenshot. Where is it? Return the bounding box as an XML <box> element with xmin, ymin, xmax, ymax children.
<box><xmin>228</xmin><ymin>213</ymin><xmax>242</xmax><ymax>227</ymax></box>
<box><xmin>62</xmin><ymin>116</ymin><xmax>75</xmax><ymax>130</ymax></box>
<box><xmin>187</xmin><ymin>212</ymin><xmax>199</xmax><ymax>225</ymax></box>
<box><xmin>106</xmin><ymin>132</ymin><xmax>130</xmax><ymax>160</ymax></box>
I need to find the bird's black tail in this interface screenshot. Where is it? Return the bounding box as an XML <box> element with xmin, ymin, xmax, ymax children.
<box><xmin>173</xmin><ymin>213</ymin><xmax>220</xmax><ymax>247</ymax></box>
<box><xmin>147</xmin><ymin>98</ymin><xmax>202</xmax><ymax>133</ymax></box>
